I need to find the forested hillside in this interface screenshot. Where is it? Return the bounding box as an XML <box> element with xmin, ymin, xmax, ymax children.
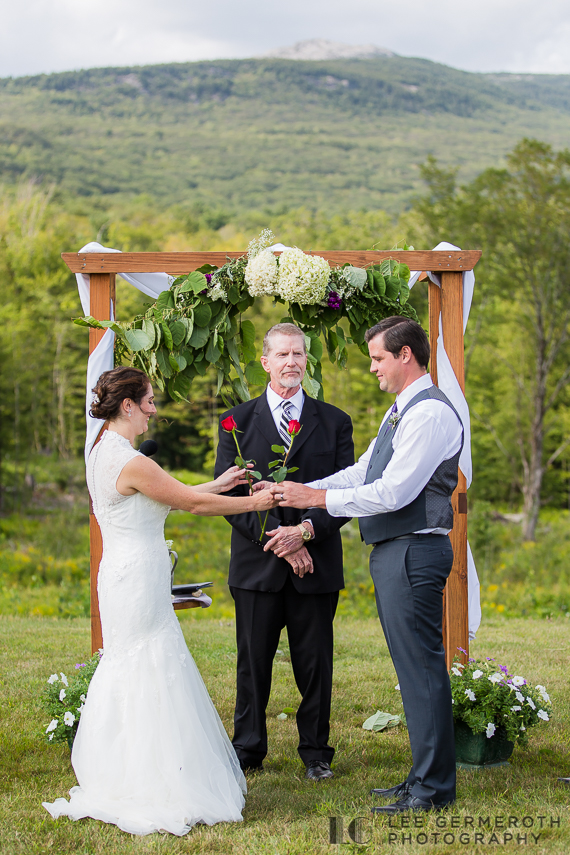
<box><xmin>2</xmin><ymin>56</ymin><xmax>570</xmax><ymax>212</ymax></box>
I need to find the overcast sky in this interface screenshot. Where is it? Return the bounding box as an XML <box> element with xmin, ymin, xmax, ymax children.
<box><xmin>2</xmin><ymin>0</ymin><xmax>570</xmax><ymax>78</ymax></box>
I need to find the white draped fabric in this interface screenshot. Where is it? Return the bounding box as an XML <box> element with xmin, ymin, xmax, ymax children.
<box><xmin>76</xmin><ymin>242</ymin><xmax>172</xmax><ymax>462</ymax></box>
<box><xmin>76</xmin><ymin>240</ymin><xmax>480</xmax><ymax>635</ymax></box>
<box><xmin>409</xmin><ymin>242</ymin><xmax>481</xmax><ymax>638</ymax></box>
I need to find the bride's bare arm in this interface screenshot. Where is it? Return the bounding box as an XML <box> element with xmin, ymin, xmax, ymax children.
<box><xmin>116</xmin><ymin>456</ymin><xmax>277</xmax><ymax>515</ymax></box>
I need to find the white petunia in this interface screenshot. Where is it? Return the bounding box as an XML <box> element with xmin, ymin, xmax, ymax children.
<box><xmin>277</xmin><ymin>248</ymin><xmax>330</xmax><ymax>305</ymax></box>
<box><xmin>45</xmin><ymin>719</ymin><xmax>58</xmax><ymax>733</ymax></box>
<box><xmin>59</xmin><ymin>689</ymin><xmax>66</xmax><ymax>702</ymax></box>
<box><xmin>488</xmin><ymin>672</ymin><xmax>503</xmax><ymax>684</ymax></box>
<box><xmin>464</xmin><ymin>689</ymin><xmax>476</xmax><ymax>701</ymax></box>
<box><xmin>537</xmin><ymin>709</ymin><xmax>549</xmax><ymax>721</ymax></box>
<box><xmin>245</xmin><ymin>249</ymin><xmax>279</xmax><ymax>297</ymax></box>
<box><xmin>526</xmin><ymin>697</ymin><xmax>536</xmax><ymax>710</ymax></box>
<box><xmin>48</xmin><ymin>734</ymin><xmax>54</xmax><ymax>741</ymax></box>
<box><xmin>60</xmin><ymin>673</ymin><xmax>68</xmax><ymax>687</ymax></box>
<box><xmin>485</xmin><ymin>722</ymin><xmax>496</xmax><ymax>738</ymax></box>
<box><xmin>47</xmin><ymin>674</ymin><xmax>58</xmax><ymax>684</ymax></box>
<box><xmin>63</xmin><ymin>711</ymin><xmax>75</xmax><ymax>727</ymax></box>
<box><xmin>472</xmin><ymin>670</ymin><xmax>484</xmax><ymax>679</ymax></box>
<box><xmin>520</xmin><ymin>724</ymin><xmax>526</xmax><ymax>731</ymax></box>
<box><xmin>515</xmin><ymin>691</ymin><xmax>525</xmax><ymax>703</ymax></box>
<box><xmin>77</xmin><ymin>704</ymin><xmax>85</xmax><ymax>714</ymax></box>
<box><xmin>510</xmin><ymin>705</ymin><xmax>522</xmax><ymax>712</ymax></box>
<box><xmin>536</xmin><ymin>685</ymin><xmax>550</xmax><ymax>702</ymax></box>
<box><xmin>451</xmin><ymin>667</ymin><xmax>462</xmax><ymax>676</ymax></box>
<box><xmin>80</xmin><ymin>694</ymin><xmax>87</xmax><ymax>703</ymax></box>
<box><xmin>394</xmin><ymin>684</ymin><xmax>400</xmax><ymax>691</ymax></box>
<box><xmin>512</xmin><ymin>676</ymin><xmax>525</xmax><ymax>687</ymax></box>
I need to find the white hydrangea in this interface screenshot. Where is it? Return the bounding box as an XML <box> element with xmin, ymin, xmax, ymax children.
<box><xmin>277</xmin><ymin>248</ymin><xmax>330</xmax><ymax>305</ymax></box>
<box><xmin>245</xmin><ymin>249</ymin><xmax>279</xmax><ymax>296</ymax></box>
<box><xmin>207</xmin><ymin>282</ymin><xmax>229</xmax><ymax>303</ymax></box>
<box><xmin>247</xmin><ymin>228</ymin><xmax>276</xmax><ymax>259</ymax></box>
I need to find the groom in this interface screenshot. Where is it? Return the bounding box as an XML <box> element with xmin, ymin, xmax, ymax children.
<box><xmin>272</xmin><ymin>317</ymin><xmax>463</xmax><ymax>812</ymax></box>
<box><xmin>215</xmin><ymin>323</ymin><xmax>354</xmax><ymax>780</ymax></box>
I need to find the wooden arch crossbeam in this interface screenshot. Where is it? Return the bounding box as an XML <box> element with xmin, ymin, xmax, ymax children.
<box><xmin>62</xmin><ymin>249</ymin><xmax>481</xmax><ymax>664</ymax></box>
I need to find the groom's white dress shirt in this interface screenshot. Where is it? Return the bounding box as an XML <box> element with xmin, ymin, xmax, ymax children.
<box><xmin>307</xmin><ymin>374</ymin><xmax>462</xmax><ymax>533</ymax></box>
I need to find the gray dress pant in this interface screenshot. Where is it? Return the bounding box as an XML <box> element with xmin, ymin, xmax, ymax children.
<box><xmin>369</xmin><ymin>533</ymin><xmax>456</xmax><ymax>804</ymax></box>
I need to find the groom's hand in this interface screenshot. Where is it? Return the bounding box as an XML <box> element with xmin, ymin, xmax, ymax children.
<box><xmin>264</xmin><ymin>525</ymin><xmax>305</xmax><ymax>556</ymax></box>
<box><xmin>270</xmin><ymin>481</ymin><xmax>327</xmax><ymax>509</ymax></box>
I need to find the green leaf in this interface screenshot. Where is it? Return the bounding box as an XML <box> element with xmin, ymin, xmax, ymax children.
<box><xmin>169</xmin><ymin>320</ymin><xmax>186</xmax><ymax>348</ymax></box>
<box><xmin>362</xmin><ymin>710</ymin><xmax>402</xmax><ymax>732</ymax></box>
<box><xmin>272</xmin><ymin>467</ymin><xmax>288</xmax><ymax>483</ymax></box>
<box><xmin>156</xmin><ymin>290</ymin><xmax>175</xmax><ymax>311</ymax></box>
<box><xmin>215</xmin><ymin>368</ymin><xmax>225</xmax><ymax>396</ymax></box>
<box><xmin>302</xmin><ymin>375</ymin><xmax>321</xmax><ymax>399</ymax></box>
<box><xmin>271</xmin><ymin>445</ymin><xmax>285</xmax><ymax>454</ymax></box>
<box><xmin>156</xmin><ymin>348</ymin><xmax>173</xmax><ymax>378</ymax></box>
<box><xmin>171</xmin><ymin>372</ymin><xmax>192</xmax><ymax>400</ymax></box>
<box><xmin>194</xmin><ymin>357</ymin><xmax>208</xmax><ymax>376</ymax></box>
<box><xmin>268</xmin><ymin>460</ymin><xmax>281</xmax><ymax>469</ymax></box>
<box><xmin>226</xmin><ymin>336</ymin><xmax>241</xmax><ymax>368</ymax></box>
<box><xmin>179</xmin><ymin>271</ymin><xmax>207</xmax><ymax>294</ymax></box>
<box><xmin>142</xmin><ymin>318</ymin><xmax>155</xmax><ymax>347</ymax></box>
<box><xmin>181</xmin><ymin>315</ymin><xmax>194</xmax><ymax>344</ymax></box>
<box><xmin>232</xmin><ymin>376</ymin><xmax>251</xmax><ymax>402</ymax></box>
<box><xmin>342</xmin><ymin>266</ymin><xmax>368</xmax><ymax>291</ymax></box>
<box><xmin>162</xmin><ymin>322</ymin><xmax>174</xmax><ymax>351</ymax></box>
<box><xmin>379</xmin><ymin>259</ymin><xmax>398</xmax><ymax>278</ymax></box>
<box><xmin>241</xmin><ymin>319</ymin><xmax>256</xmax><ymax>363</ymax></box>
<box><xmin>399</xmin><ymin>282</ymin><xmax>410</xmax><ymax>305</ymax></box>
<box><xmin>385</xmin><ymin>275</ymin><xmax>401</xmax><ymax>300</ymax></box>
<box><xmin>282</xmin><ymin>707</ymin><xmax>296</xmax><ymax>715</ymax></box>
<box><xmin>170</xmin><ymin>353</ymin><xmax>187</xmax><ymax>372</ymax></box>
<box><xmin>287</xmin><ymin>467</ymin><xmax>299</xmax><ymax>474</ymax></box>
<box><xmin>125</xmin><ymin>328</ymin><xmax>153</xmax><ymax>352</ymax></box>
<box><xmin>307</xmin><ymin>335</ymin><xmax>323</xmax><ymax>361</ymax></box>
<box><xmin>234</xmin><ymin>456</ymin><xmax>246</xmax><ymax>467</ymax></box>
<box><xmin>194</xmin><ymin>303</ymin><xmax>212</xmax><ymax>327</ymax></box>
<box><xmin>248</xmin><ymin>470</ymin><xmax>261</xmax><ymax>480</ymax></box>
<box><xmin>245</xmin><ymin>360</ymin><xmax>267</xmax><ymax>386</ymax></box>
<box><xmin>189</xmin><ymin>326</ymin><xmax>210</xmax><ymax>348</ymax></box>
<box><xmin>228</xmin><ymin>285</ymin><xmax>240</xmax><ymax>304</ymax></box>
<box><xmin>205</xmin><ymin>333</ymin><xmax>221</xmax><ymax>364</ymax></box>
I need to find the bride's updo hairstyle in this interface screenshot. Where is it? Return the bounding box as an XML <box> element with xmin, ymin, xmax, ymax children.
<box><xmin>90</xmin><ymin>367</ymin><xmax>151</xmax><ymax>421</ymax></box>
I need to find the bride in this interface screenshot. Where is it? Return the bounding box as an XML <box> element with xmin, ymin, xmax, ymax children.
<box><xmin>43</xmin><ymin>366</ymin><xmax>278</xmax><ymax>836</ymax></box>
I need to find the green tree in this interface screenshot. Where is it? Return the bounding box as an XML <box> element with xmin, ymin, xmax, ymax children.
<box><xmin>418</xmin><ymin>139</ymin><xmax>570</xmax><ymax>539</ymax></box>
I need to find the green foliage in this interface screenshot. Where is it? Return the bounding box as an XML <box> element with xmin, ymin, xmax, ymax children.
<box><xmin>78</xmin><ymin>250</ymin><xmax>417</xmax><ymax>407</ymax></box>
<box><xmin>2</xmin><ymin>57</ymin><xmax>570</xmax><ymax>215</ymax></box>
<box><xmin>42</xmin><ymin>653</ymin><xmax>100</xmax><ymax>746</ymax></box>
<box><xmin>449</xmin><ymin>657</ymin><xmax>552</xmax><ymax>745</ymax></box>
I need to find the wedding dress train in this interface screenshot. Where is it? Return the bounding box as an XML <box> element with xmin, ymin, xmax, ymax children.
<box><xmin>43</xmin><ymin>430</ymin><xmax>246</xmax><ymax>835</ymax></box>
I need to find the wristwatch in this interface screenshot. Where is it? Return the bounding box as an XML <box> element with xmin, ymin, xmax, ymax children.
<box><xmin>297</xmin><ymin>523</ymin><xmax>313</xmax><ymax>542</ymax></box>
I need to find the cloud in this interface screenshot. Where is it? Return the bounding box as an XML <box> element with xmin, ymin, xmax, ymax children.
<box><xmin>1</xmin><ymin>0</ymin><xmax>570</xmax><ymax>78</ymax></box>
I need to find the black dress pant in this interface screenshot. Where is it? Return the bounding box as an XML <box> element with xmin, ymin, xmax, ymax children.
<box><xmin>369</xmin><ymin>534</ymin><xmax>456</xmax><ymax>804</ymax></box>
<box><xmin>230</xmin><ymin>576</ymin><xmax>339</xmax><ymax>767</ymax></box>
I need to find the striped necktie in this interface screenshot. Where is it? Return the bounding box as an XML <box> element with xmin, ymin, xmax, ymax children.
<box><xmin>279</xmin><ymin>401</ymin><xmax>294</xmax><ymax>448</ymax></box>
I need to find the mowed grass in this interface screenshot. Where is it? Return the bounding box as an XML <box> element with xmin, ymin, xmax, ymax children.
<box><xmin>1</xmin><ymin>616</ymin><xmax>569</xmax><ymax>854</ymax></box>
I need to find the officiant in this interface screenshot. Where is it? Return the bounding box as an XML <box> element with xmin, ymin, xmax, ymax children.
<box><xmin>215</xmin><ymin>323</ymin><xmax>354</xmax><ymax>781</ymax></box>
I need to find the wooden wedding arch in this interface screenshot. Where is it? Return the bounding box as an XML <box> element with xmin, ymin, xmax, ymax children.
<box><xmin>62</xmin><ymin>249</ymin><xmax>481</xmax><ymax>665</ymax></box>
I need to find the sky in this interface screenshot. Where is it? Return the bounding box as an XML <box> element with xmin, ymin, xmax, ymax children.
<box><xmin>1</xmin><ymin>0</ymin><xmax>570</xmax><ymax>79</ymax></box>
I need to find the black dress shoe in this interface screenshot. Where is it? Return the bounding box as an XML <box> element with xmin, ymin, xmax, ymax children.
<box><xmin>239</xmin><ymin>761</ymin><xmax>264</xmax><ymax>774</ymax></box>
<box><xmin>305</xmin><ymin>760</ymin><xmax>334</xmax><ymax>781</ymax></box>
<box><xmin>371</xmin><ymin>794</ymin><xmax>453</xmax><ymax>814</ymax></box>
<box><xmin>370</xmin><ymin>781</ymin><xmax>411</xmax><ymax>799</ymax></box>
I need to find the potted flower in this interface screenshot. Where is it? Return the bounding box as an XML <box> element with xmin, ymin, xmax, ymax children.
<box><xmin>42</xmin><ymin>652</ymin><xmax>101</xmax><ymax>750</ymax></box>
<box><xmin>449</xmin><ymin>654</ymin><xmax>552</xmax><ymax>768</ymax></box>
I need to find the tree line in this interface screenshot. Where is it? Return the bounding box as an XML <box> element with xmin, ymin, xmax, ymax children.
<box><xmin>1</xmin><ymin>138</ymin><xmax>569</xmax><ymax>540</ymax></box>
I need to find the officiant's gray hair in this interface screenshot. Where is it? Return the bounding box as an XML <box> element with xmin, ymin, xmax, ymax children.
<box><xmin>263</xmin><ymin>323</ymin><xmax>307</xmax><ymax>356</ymax></box>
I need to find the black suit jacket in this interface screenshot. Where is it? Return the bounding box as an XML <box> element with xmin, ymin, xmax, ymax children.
<box><xmin>214</xmin><ymin>393</ymin><xmax>354</xmax><ymax>594</ymax></box>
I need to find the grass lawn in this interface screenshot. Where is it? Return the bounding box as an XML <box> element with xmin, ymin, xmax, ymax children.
<box><xmin>1</xmin><ymin>615</ymin><xmax>569</xmax><ymax>854</ymax></box>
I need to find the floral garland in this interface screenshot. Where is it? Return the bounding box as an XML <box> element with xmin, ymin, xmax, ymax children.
<box><xmin>77</xmin><ymin>230</ymin><xmax>418</xmax><ymax>406</ymax></box>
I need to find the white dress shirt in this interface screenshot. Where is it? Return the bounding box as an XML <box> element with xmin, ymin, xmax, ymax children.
<box><xmin>307</xmin><ymin>374</ymin><xmax>463</xmax><ymax>533</ymax></box>
<box><xmin>266</xmin><ymin>385</ymin><xmax>304</xmax><ymax>433</ymax></box>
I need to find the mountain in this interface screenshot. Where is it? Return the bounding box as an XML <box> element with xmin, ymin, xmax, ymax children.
<box><xmin>263</xmin><ymin>39</ymin><xmax>395</xmax><ymax>60</ymax></box>
<box><xmin>1</xmin><ymin>55</ymin><xmax>570</xmax><ymax>214</ymax></box>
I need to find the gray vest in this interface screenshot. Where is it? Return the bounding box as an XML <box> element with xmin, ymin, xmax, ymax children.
<box><xmin>359</xmin><ymin>386</ymin><xmax>463</xmax><ymax>546</ymax></box>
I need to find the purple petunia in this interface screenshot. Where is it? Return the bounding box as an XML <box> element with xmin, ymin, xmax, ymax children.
<box><xmin>205</xmin><ymin>274</ymin><xmax>212</xmax><ymax>283</ymax></box>
<box><xmin>327</xmin><ymin>291</ymin><xmax>342</xmax><ymax>309</ymax></box>
<box><xmin>74</xmin><ymin>663</ymin><xmax>87</xmax><ymax>669</ymax></box>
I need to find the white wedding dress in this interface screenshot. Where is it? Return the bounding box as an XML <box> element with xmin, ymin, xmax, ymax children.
<box><xmin>43</xmin><ymin>430</ymin><xmax>246</xmax><ymax>836</ymax></box>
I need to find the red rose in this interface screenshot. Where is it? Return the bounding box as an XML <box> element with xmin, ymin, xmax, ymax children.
<box><xmin>221</xmin><ymin>415</ymin><xmax>237</xmax><ymax>432</ymax></box>
<box><xmin>288</xmin><ymin>419</ymin><xmax>301</xmax><ymax>437</ymax></box>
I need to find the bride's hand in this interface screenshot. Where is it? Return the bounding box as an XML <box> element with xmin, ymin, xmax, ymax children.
<box><xmin>252</xmin><ymin>480</ymin><xmax>273</xmax><ymax>492</ymax></box>
<box><xmin>252</xmin><ymin>489</ymin><xmax>279</xmax><ymax>511</ymax></box>
<box><xmin>214</xmin><ymin>465</ymin><xmax>253</xmax><ymax>493</ymax></box>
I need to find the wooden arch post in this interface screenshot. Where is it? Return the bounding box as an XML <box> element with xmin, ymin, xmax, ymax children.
<box><xmin>63</xmin><ymin>250</ymin><xmax>481</xmax><ymax>662</ymax></box>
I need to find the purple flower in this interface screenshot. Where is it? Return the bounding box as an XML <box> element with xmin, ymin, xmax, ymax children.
<box><xmin>74</xmin><ymin>663</ymin><xmax>87</xmax><ymax>669</ymax></box>
<box><xmin>205</xmin><ymin>274</ymin><xmax>212</xmax><ymax>284</ymax></box>
<box><xmin>499</xmin><ymin>665</ymin><xmax>509</xmax><ymax>674</ymax></box>
<box><xmin>468</xmin><ymin>658</ymin><xmax>476</xmax><ymax>662</ymax></box>
<box><xmin>457</xmin><ymin>647</ymin><xmax>467</xmax><ymax>655</ymax></box>
<box><xmin>327</xmin><ymin>291</ymin><xmax>342</xmax><ymax>309</ymax></box>
<box><xmin>486</xmin><ymin>657</ymin><xmax>495</xmax><ymax>661</ymax></box>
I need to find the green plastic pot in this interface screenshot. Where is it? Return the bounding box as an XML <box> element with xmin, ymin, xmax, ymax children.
<box><xmin>454</xmin><ymin>720</ymin><xmax>514</xmax><ymax>768</ymax></box>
